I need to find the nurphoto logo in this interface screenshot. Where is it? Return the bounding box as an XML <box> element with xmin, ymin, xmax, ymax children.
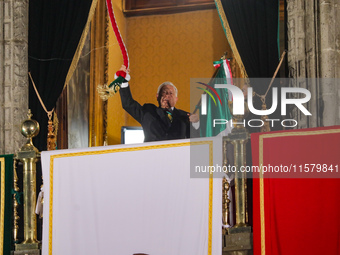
<box><xmin>200</xmin><ymin>83</ymin><xmax>312</xmax><ymax>128</ymax></box>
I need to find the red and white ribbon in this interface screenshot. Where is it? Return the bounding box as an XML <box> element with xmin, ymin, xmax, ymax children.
<box><xmin>106</xmin><ymin>0</ymin><xmax>129</xmax><ymax>69</ymax></box>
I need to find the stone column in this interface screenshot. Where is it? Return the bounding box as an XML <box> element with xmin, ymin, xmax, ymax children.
<box><xmin>287</xmin><ymin>0</ymin><xmax>340</xmax><ymax>127</ymax></box>
<box><xmin>0</xmin><ymin>0</ymin><xmax>29</xmax><ymax>154</ymax></box>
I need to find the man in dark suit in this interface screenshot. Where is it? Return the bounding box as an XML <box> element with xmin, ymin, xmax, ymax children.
<box><xmin>119</xmin><ymin>68</ymin><xmax>199</xmax><ymax>142</ymax></box>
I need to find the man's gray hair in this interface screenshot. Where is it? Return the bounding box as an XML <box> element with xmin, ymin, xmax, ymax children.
<box><xmin>157</xmin><ymin>81</ymin><xmax>178</xmax><ymax>96</ymax></box>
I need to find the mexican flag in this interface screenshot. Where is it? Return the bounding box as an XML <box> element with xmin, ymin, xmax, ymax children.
<box><xmin>199</xmin><ymin>59</ymin><xmax>233</xmax><ymax>137</ymax></box>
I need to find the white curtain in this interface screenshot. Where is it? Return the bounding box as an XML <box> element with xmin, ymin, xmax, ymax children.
<box><xmin>41</xmin><ymin>138</ymin><xmax>222</xmax><ymax>255</ymax></box>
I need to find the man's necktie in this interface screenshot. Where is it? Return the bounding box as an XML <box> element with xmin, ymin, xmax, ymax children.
<box><xmin>165</xmin><ymin>110</ymin><xmax>173</xmax><ymax>122</ymax></box>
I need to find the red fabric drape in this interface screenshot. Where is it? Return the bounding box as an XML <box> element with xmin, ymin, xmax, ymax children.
<box><xmin>252</xmin><ymin>126</ymin><xmax>340</xmax><ymax>255</ymax></box>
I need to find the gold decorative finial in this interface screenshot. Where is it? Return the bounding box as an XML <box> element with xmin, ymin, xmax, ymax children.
<box><xmin>97</xmin><ymin>83</ymin><xmax>120</xmax><ymax>101</ymax></box>
<box><xmin>27</xmin><ymin>109</ymin><xmax>33</xmax><ymax>119</ymax></box>
<box><xmin>20</xmin><ymin>110</ymin><xmax>40</xmax><ymax>152</ymax></box>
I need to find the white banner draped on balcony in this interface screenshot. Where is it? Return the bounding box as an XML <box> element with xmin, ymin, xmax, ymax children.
<box><xmin>41</xmin><ymin>138</ymin><xmax>222</xmax><ymax>255</ymax></box>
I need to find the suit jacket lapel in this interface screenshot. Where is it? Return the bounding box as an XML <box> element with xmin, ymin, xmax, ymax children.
<box><xmin>171</xmin><ymin>108</ymin><xmax>182</xmax><ymax>126</ymax></box>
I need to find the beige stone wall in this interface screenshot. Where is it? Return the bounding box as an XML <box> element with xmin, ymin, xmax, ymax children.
<box><xmin>0</xmin><ymin>0</ymin><xmax>29</xmax><ymax>154</ymax></box>
<box><xmin>287</xmin><ymin>0</ymin><xmax>340</xmax><ymax>127</ymax></box>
